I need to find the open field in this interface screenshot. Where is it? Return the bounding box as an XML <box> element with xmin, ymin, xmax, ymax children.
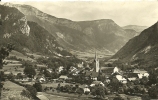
<box><xmin>73</xmin><ymin>51</ymin><xmax>112</xmax><ymax>61</ymax></box>
<box><xmin>9</xmin><ymin>50</ymin><xmax>35</xmax><ymax>61</ymax></box>
<box><xmin>44</xmin><ymin>91</ymin><xmax>142</xmax><ymax>100</ymax></box>
<box><xmin>26</xmin><ymin>53</ymin><xmax>44</xmax><ymax>59</ymax></box>
<box><xmin>3</xmin><ymin>64</ymin><xmax>24</xmax><ymax>75</ymax></box>
<box><xmin>3</xmin><ymin>81</ymin><xmax>25</xmax><ymax>91</ymax></box>
<box><xmin>42</xmin><ymin>83</ymin><xmax>71</xmax><ymax>89</ymax></box>
<box><xmin>2</xmin><ymin>81</ymin><xmax>26</xmax><ymax>100</ymax></box>
<box><xmin>44</xmin><ymin>92</ymin><xmax>95</xmax><ymax>100</ymax></box>
<box><xmin>41</xmin><ymin>83</ymin><xmax>86</xmax><ymax>89</ymax></box>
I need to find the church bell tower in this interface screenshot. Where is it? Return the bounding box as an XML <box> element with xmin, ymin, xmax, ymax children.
<box><xmin>94</xmin><ymin>51</ymin><xmax>99</xmax><ymax>72</ymax></box>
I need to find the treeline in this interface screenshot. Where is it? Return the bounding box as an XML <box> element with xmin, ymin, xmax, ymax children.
<box><xmin>37</xmin><ymin>56</ymin><xmax>84</xmax><ymax>70</ymax></box>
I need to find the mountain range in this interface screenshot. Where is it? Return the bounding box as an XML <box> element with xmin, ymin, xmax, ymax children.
<box><xmin>113</xmin><ymin>21</ymin><xmax>158</xmax><ymax>67</ymax></box>
<box><xmin>1</xmin><ymin>3</ymin><xmax>148</xmax><ymax>58</ymax></box>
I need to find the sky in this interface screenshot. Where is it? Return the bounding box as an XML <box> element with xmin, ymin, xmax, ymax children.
<box><xmin>1</xmin><ymin>0</ymin><xmax>158</xmax><ymax>26</ymax></box>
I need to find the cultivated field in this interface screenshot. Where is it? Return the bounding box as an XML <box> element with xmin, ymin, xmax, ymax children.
<box><xmin>9</xmin><ymin>50</ymin><xmax>35</xmax><ymax>61</ymax></box>
<box><xmin>3</xmin><ymin>64</ymin><xmax>24</xmax><ymax>75</ymax></box>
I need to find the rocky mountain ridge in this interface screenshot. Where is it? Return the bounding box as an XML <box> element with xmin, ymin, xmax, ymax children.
<box><xmin>3</xmin><ymin>3</ymin><xmax>143</xmax><ymax>55</ymax></box>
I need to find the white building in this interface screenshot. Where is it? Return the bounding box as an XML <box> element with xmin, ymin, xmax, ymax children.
<box><xmin>116</xmin><ymin>75</ymin><xmax>127</xmax><ymax>84</ymax></box>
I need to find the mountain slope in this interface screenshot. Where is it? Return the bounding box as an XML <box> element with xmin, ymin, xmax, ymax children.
<box><xmin>113</xmin><ymin>22</ymin><xmax>158</xmax><ymax>67</ymax></box>
<box><xmin>3</xmin><ymin>3</ymin><xmax>139</xmax><ymax>55</ymax></box>
<box><xmin>124</xmin><ymin>29</ymin><xmax>139</xmax><ymax>39</ymax></box>
<box><xmin>0</xmin><ymin>5</ymin><xmax>71</xmax><ymax>57</ymax></box>
<box><xmin>123</xmin><ymin>25</ymin><xmax>148</xmax><ymax>33</ymax></box>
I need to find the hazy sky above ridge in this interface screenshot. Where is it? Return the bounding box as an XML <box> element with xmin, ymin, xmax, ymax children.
<box><xmin>1</xmin><ymin>0</ymin><xmax>158</xmax><ymax>26</ymax></box>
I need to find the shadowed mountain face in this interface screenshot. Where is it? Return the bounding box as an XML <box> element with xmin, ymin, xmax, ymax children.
<box><xmin>113</xmin><ymin>22</ymin><xmax>158</xmax><ymax>67</ymax></box>
<box><xmin>3</xmin><ymin>3</ymin><xmax>141</xmax><ymax>55</ymax></box>
<box><xmin>0</xmin><ymin>5</ymin><xmax>71</xmax><ymax>56</ymax></box>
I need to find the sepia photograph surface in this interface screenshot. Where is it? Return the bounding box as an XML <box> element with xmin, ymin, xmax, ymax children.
<box><xmin>0</xmin><ymin>0</ymin><xmax>158</xmax><ymax>100</ymax></box>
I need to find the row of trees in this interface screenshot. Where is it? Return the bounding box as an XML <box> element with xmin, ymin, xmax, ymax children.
<box><xmin>0</xmin><ymin>44</ymin><xmax>14</xmax><ymax>98</ymax></box>
<box><xmin>37</xmin><ymin>56</ymin><xmax>83</xmax><ymax>70</ymax></box>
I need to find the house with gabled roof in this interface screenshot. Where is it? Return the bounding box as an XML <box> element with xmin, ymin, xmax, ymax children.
<box><xmin>100</xmin><ymin>67</ymin><xmax>120</xmax><ymax>75</ymax></box>
<box><xmin>125</xmin><ymin>73</ymin><xmax>139</xmax><ymax>81</ymax></box>
<box><xmin>133</xmin><ymin>69</ymin><xmax>149</xmax><ymax>78</ymax></box>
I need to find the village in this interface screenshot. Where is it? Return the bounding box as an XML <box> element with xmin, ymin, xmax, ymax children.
<box><xmin>1</xmin><ymin>51</ymin><xmax>155</xmax><ymax>100</ymax></box>
<box><xmin>1</xmin><ymin>1</ymin><xmax>158</xmax><ymax>100</ymax></box>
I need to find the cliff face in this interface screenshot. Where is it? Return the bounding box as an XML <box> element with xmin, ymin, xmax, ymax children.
<box><xmin>0</xmin><ymin>5</ymin><xmax>30</xmax><ymax>38</ymax></box>
<box><xmin>0</xmin><ymin>5</ymin><xmax>71</xmax><ymax>56</ymax></box>
<box><xmin>19</xmin><ymin>16</ymin><xmax>30</xmax><ymax>36</ymax></box>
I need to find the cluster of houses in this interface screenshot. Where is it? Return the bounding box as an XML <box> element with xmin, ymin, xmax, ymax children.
<box><xmin>46</xmin><ymin>52</ymin><xmax>150</xmax><ymax>87</ymax></box>
<box><xmin>3</xmin><ymin>52</ymin><xmax>150</xmax><ymax>89</ymax></box>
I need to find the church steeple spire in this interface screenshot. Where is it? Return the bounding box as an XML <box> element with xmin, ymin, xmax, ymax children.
<box><xmin>95</xmin><ymin>51</ymin><xmax>97</xmax><ymax>61</ymax></box>
<box><xmin>94</xmin><ymin>51</ymin><xmax>99</xmax><ymax>72</ymax></box>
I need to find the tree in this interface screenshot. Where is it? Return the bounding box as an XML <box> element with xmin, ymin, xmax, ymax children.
<box><xmin>113</xmin><ymin>97</ymin><xmax>124</xmax><ymax>100</ymax></box>
<box><xmin>16</xmin><ymin>73</ymin><xmax>23</xmax><ymax>79</ymax></box>
<box><xmin>0</xmin><ymin>44</ymin><xmax>14</xmax><ymax>98</ymax></box>
<box><xmin>148</xmin><ymin>69</ymin><xmax>158</xmax><ymax>85</ymax></box>
<box><xmin>133</xmin><ymin>79</ymin><xmax>140</xmax><ymax>85</ymax></box>
<box><xmin>0</xmin><ymin>43</ymin><xmax>14</xmax><ymax>69</ymax></box>
<box><xmin>140</xmin><ymin>76</ymin><xmax>148</xmax><ymax>85</ymax></box>
<box><xmin>97</xmin><ymin>73</ymin><xmax>105</xmax><ymax>82</ymax></box>
<box><xmin>24</xmin><ymin>66</ymin><xmax>36</xmax><ymax>78</ymax></box>
<box><xmin>22</xmin><ymin>61</ymin><xmax>33</xmax><ymax>67</ymax></box>
<box><xmin>91</xmin><ymin>85</ymin><xmax>105</xmax><ymax>99</ymax></box>
<box><xmin>26</xmin><ymin>85</ymin><xmax>37</xmax><ymax>97</ymax></box>
<box><xmin>33</xmin><ymin>83</ymin><xmax>42</xmax><ymax>92</ymax></box>
<box><xmin>76</xmin><ymin>88</ymin><xmax>84</xmax><ymax>98</ymax></box>
<box><xmin>148</xmin><ymin>85</ymin><xmax>158</xmax><ymax>99</ymax></box>
<box><xmin>107</xmin><ymin>63</ymin><xmax>113</xmax><ymax>67</ymax></box>
<box><xmin>43</xmin><ymin>69</ymin><xmax>51</xmax><ymax>77</ymax></box>
<box><xmin>21</xmin><ymin>89</ymin><xmax>32</xmax><ymax>98</ymax></box>
<box><xmin>110</xmin><ymin>77</ymin><xmax>122</xmax><ymax>92</ymax></box>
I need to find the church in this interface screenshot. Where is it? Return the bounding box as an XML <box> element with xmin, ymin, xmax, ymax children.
<box><xmin>85</xmin><ymin>52</ymin><xmax>100</xmax><ymax>81</ymax></box>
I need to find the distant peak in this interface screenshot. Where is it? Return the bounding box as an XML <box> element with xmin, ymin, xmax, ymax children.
<box><xmin>3</xmin><ymin>2</ymin><xmax>20</xmax><ymax>7</ymax></box>
<box><xmin>4</xmin><ymin>2</ymin><xmax>13</xmax><ymax>6</ymax></box>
